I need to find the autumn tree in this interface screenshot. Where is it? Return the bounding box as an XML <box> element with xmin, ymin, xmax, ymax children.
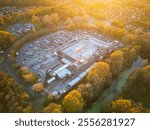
<box><xmin>43</xmin><ymin>103</ymin><xmax>62</xmax><ymax>113</ymax></box>
<box><xmin>0</xmin><ymin>17</ymin><xmax>4</xmax><ymax>26</ymax></box>
<box><xmin>0</xmin><ymin>30</ymin><xmax>16</xmax><ymax>50</ymax></box>
<box><xmin>112</xmin><ymin>98</ymin><xmax>144</xmax><ymax>113</ymax></box>
<box><xmin>31</xmin><ymin>15</ymin><xmax>41</xmax><ymax>28</ymax></box>
<box><xmin>120</xmin><ymin>45</ymin><xmax>140</xmax><ymax>68</ymax></box>
<box><xmin>87</xmin><ymin>62</ymin><xmax>112</xmax><ymax>86</ymax></box>
<box><xmin>20</xmin><ymin>66</ymin><xmax>29</xmax><ymax>74</ymax></box>
<box><xmin>122</xmin><ymin>34</ymin><xmax>139</xmax><ymax>45</ymax></box>
<box><xmin>128</xmin><ymin>46</ymin><xmax>140</xmax><ymax>63</ymax></box>
<box><xmin>43</xmin><ymin>93</ymin><xmax>55</xmax><ymax>107</ymax></box>
<box><xmin>112</xmin><ymin>28</ymin><xmax>128</xmax><ymax>40</ymax></box>
<box><xmin>63</xmin><ymin>90</ymin><xmax>83</xmax><ymax>112</ymax></box>
<box><xmin>140</xmin><ymin>38</ymin><xmax>150</xmax><ymax>60</ymax></box>
<box><xmin>77</xmin><ymin>83</ymin><xmax>95</xmax><ymax>105</ymax></box>
<box><xmin>124</xmin><ymin>65</ymin><xmax>150</xmax><ymax>107</ymax></box>
<box><xmin>32</xmin><ymin>83</ymin><xmax>44</xmax><ymax>92</ymax></box>
<box><xmin>110</xmin><ymin>50</ymin><xmax>124</xmax><ymax>77</ymax></box>
<box><xmin>0</xmin><ymin>0</ymin><xmax>57</xmax><ymax>7</ymax></box>
<box><xmin>20</xmin><ymin>66</ymin><xmax>37</xmax><ymax>84</ymax></box>
<box><xmin>112</xmin><ymin>20</ymin><xmax>125</xmax><ymax>28</ymax></box>
<box><xmin>86</xmin><ymin>71</ymin><xmax>101</xmax><ymax>88</ymax></box>
<box><xmin>112</xmin><ymin>98</ymin><xmax>132</xmax><ymax>113</ymax></box>
<box><xmin>23</xmin><ymin>73</ymin><xmax>37</xmax><ymax>84</ymax></box>
<box><xmin>0</xmin><ymin>71</ymin><xmax>32</xmax><ymax>112</ymax></box>
<box><xmin>23</xmin><ymin>105</ymin><xmax>33</xmax><ymax>113</ymax></box>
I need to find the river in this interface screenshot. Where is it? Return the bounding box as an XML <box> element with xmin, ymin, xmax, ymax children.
<box><xmin>88</xmin><ymin>56</ymin><xmax>144</xmax><ymax>112</ymax></box>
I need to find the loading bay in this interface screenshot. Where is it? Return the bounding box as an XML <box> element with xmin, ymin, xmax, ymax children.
<box><xmin>17</xmin><ymin>30</ymin><xmax>122</xmax><ymax>96</ymax></box>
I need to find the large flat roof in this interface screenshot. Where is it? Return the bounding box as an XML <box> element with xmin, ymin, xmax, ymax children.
<box><xmin>61</xmin><ymin>36</ymin><xmax>109</xmax><ymax>63</ymax></box>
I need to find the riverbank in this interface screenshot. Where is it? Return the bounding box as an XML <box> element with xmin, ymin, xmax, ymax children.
<box><xmin>87</xmin><ymin>56</ymin><xmax>144</xmax><ymax>113</ymax></box>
